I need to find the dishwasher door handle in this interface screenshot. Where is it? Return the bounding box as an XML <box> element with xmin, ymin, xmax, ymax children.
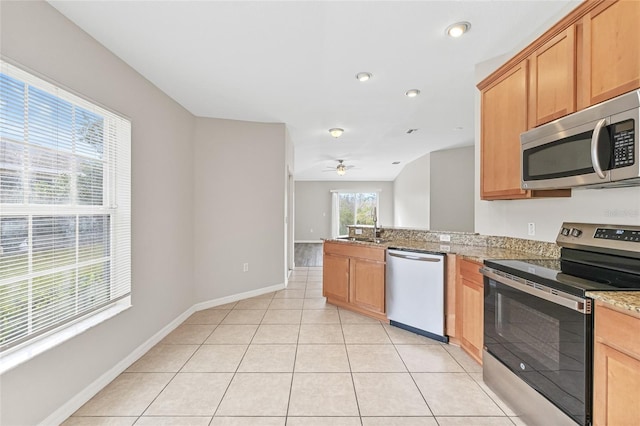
<box><xmin>388</xmin><ymin>252</ymin><xmax>441</xmax><ymax>262</ymax></box>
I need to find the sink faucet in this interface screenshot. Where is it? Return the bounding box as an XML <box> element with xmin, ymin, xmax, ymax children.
<box><xmin>373</xmin><ymin>207</ymin><xmax>380</xmax><ymax>238</ymax></box>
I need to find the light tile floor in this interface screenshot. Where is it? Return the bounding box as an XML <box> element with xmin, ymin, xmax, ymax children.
<box><xmin>63</xmin><ymin>267</ymin><xmax>524</xmax><ymax>426</ymax></box>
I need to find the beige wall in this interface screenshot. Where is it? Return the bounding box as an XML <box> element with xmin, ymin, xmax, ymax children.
<box><xmin>294</xmin><ymin>181</ymin><xmax>394</xmax><ymax>241</ymax></box>
<box><xmin>0</xmin><ymin>2</ymin><xmax>289</xmax><ymax>424</ymax></box>
<box><xmin>193</xmin><ymin>118</ymin><xmax>287</xmax><ymax>300</ymax></box>
<box><xmin>393</xmin><ymin>148</ymin><xmax>475</xmax><ymax>232</ymax></box>
<box><xmin>393</xmin><ymin>154</ymin><xmax>431</xmax><ymax>229</ymax></box>
<box><xmin>0</xmin><ymin>2</ymin><xmax>196</xmax><ymax>424</ymax></box>
<box><xmin>430</xmin><ymin>146</ymin><xmax>474</xmax><ymax>232</ymax></box>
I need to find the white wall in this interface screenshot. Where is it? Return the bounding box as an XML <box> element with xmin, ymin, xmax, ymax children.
<box><xmin>294</xmin><ymin>181</ymin><xmax>394</xmax><ymax>241</ymax></box>
<box><xmin>193</xmin><ymin>118</ymin><xmax>287</xmax><ymax>300</ymax></box>
<box><xmin>430</xmin><ymin>146</ymin><xmax>475</xmax><ymax>232</ymax></box>
<box><xmin>473</xmin><ymin>48</ymin><xmax>640</xmax><ymax>243</ymax></box>
<box><xmin>393</xmin><ymin>154</ymin><xmax>431</xmax><ymax>229</ymax></box>
<box><xmin>0</xmin><ymin>2</ymin><xmax>195</xmax><ymax>424</ymax></box>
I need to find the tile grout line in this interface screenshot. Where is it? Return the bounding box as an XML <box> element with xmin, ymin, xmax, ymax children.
<box><xmin>283</xmin><ymin>275</ymin><xmax>304</xmax><ymax>424</ymax></box>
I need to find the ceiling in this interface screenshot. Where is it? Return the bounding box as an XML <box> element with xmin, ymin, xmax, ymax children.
<box><xmin>49</xmin><ymin>0</ymin><xmax>579</xmax><ymax>181</ymax></box>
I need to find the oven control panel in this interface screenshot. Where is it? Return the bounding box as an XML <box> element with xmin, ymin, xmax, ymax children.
<box><xmin>594</xmin><ymin>228</ymin><xmax>640</xmax><ymax>243</ymax></box>
<box><xmin>557</xmin><ymin>222</ymin><xmax>640</xmax><ymax>258</ymax></box>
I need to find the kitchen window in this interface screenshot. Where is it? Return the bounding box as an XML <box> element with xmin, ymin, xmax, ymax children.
<box><xmin>0</xmin><ymin>61</ymin><xmax>131</xmax><ymax>372</ymax></box>
<box><xmin>331</xmin><ymin>191</ymin><xmax>379</xmax><ymax>237</ymax></box>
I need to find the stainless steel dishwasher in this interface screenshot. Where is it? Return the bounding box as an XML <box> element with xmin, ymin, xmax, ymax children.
<box><xmin>386</xmin><ymin>249</ymin><xmax>447</xmax><ymax>342</ymax></box>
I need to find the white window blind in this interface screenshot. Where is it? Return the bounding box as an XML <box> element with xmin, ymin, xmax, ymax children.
<box><xmin>0</xmin><ymin>60</ymin><xmax>131</xmax><ymax>356</ymax></box>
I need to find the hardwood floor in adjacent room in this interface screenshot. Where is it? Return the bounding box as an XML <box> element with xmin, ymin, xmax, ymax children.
<box><xmin>294</xmin><ymin>243</ymin><xmax>323</xmax><ymax>267</ymax></box>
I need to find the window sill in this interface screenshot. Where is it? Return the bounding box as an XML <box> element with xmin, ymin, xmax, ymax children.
<box><xmin>0</xmin><ymin>297</ymin><xmax>131</xmax><ymax>375</ymax></box>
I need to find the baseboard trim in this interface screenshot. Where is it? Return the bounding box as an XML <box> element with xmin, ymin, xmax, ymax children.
<box><xmin>193</xmin><ymin>283</ymin><xmax>286</xmax><ymax>311</ymax></box>
<box><xmin>40</xmin><ymin>282</ymin><xmax>286</xmax><ymax>426</ymax></box>
<box><xmin>294</xmin><ymin>240</ymin><xmax>324</xmax><ymax>243</ymax></box>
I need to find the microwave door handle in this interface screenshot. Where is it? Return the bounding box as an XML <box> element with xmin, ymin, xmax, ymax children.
<box><xmin>591</xmin><ymin>118</ymin><xmax>608</xmax><ymax>179</ymax></box>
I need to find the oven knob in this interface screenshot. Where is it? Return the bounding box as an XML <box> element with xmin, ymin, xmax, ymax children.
<box><xmin>571</xmin><ymin>228</ymin><xmax>582</xmax><ymax>237</ymax></box>
<box><xmin>561</xmin><ymin>227</ymin><xmax>570</xmax><ymax>236</ymax></box>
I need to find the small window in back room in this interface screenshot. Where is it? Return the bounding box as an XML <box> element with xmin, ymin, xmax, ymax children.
<box><xmin>332</xmin><ymin>192</ymin><xmax>378</xmax><ymax>237</ymax></box>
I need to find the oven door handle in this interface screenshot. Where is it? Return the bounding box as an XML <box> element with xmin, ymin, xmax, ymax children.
<box><xmin>480</xmin><ymin>267</ymin><xmax>591</xmax><ymax>314</ymax></box>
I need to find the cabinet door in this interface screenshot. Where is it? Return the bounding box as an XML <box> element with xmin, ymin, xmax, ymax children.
<box><xmin>322</xmin><ymin>253</ymin><xmax>349</xmax><ymax>303</ymax></box>
<box><xmin>459</xmin><ymin>276</ymin><xmax>484</xmax><ymax>363</ymax></box>
<box><xmin>580</xmin><ymin>0</ymin><xmax>640</xmax><ymax>108</ymax></box>
<box><xmin>529</xmin><ymin>26</ymin><xmax>576</xmax><ymax>127</ymax></box>
<box><xmin>456</xmin><ymin>259</ymin><xmax>484</xmax><ymax>364</ymax></box>
<box><xmin>481</xmin><ymin>61</ymin><xmax>529</xmax><ymax>200</ymax></box>
<box><xmin>593</xmin><ymin>302</ymin><xmax>640</xmax><ymax>426</ymax></box>
<box><xmin>349</xmin><ymin>257</ymin><xmax>385</xmax><ymax>314</ymax></box>
<box><xmin>594</xmin><ymin>343</ymin><xmax>640</xmax><ymax>426</ymax></box>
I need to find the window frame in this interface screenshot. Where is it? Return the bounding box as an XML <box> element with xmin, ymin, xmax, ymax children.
<box><xmin>330</xmin><ymin>190</ymin><xmax>380</xmax><ymax>238</ymax></box>
<box><xmin>0</xmin><ymin>60</ymin><xmax>131</xmax><ymax>374</ymax></box>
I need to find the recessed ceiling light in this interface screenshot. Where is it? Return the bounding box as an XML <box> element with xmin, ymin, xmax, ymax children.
<box><xmin>446</xmin><ymin>21</ymin><xmax>471</xmax><ymax>38</ymax></box>
<box><xmin>329</xmin><ymin>128</ymin><xmax>344</xmax><ymax>138</ymax></box>
<box><xmin>406</xmin><ymin>128</ymin><xmax>419</xmax><ymax>134</ymax></box>
<box><xmin>392</xmin><ymin>161</ymin><xmax>401</xmax><ymax>165</ymax></box>
<box><xmin>355</xmin><ymin>72</ymin><xmax>372</xmax><ymax>82</ymax></box>
<box><xmin>405</xmin><ymin>89</ymin><xmax>420</xmax><ymax>98</ymax></box>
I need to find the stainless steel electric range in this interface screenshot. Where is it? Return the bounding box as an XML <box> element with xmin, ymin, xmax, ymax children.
<box><xmin>481</xmin><ymin>222</ymin><xmax>640</xmax><ymax>426</ymax></box>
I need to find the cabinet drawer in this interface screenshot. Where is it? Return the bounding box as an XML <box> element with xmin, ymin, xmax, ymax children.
<box><xmin>323</xmin><ymin>241</ymin><xmax>385</xmax><ymax>262</ymax></box>
<box><xmin>595</xmin><ymin>301</ymin><xmax>640</xmax><ymax>358</ymax></box>
<box><xmin>459</xmin><ymin>259</ymin><xmax>483</xmax><ymax>282</ymax></box>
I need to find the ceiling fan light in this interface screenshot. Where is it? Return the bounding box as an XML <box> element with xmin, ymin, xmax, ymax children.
<box><xmin>329</xmin><ymin>128</ymin><xmax>344</xmax><ymax>138</ymax></box>
<box><xmin>336</xmin><ymin>164</ymin><xmax>347</xmax><ymax>176</ymax></box>
<box><xmin>405</xmin><ymin>89</ymin><xmax>420</xmax><ymax>98</ymax></box>
<box><xmin>355</xmin><ymin>72</ymin><xmax>372</xmax><ymax>82</ymax></box>
<box><xmin>446</xmin><ymin>21</ymin><xmax>471</xmax><ymax>38</ymax></box>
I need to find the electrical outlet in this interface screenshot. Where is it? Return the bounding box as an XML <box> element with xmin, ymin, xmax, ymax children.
<box><xmin>310</xmin><ymin>228</ymin><xmax>313</xmax><ymax>233</ymax></box>
<box><xmin>243</xmin><ymin>263</ymin><xmax>249</xmax><ymax>272</ymax></box>
<box><xmin>528</xmin><ymin>223</ymin><xmax>536</xmax><ymax>236</ymax></box>
<box><xmin>439</xmin><ymin>234</ymin><xmax>451</xmax><ymax>242</ymax></box>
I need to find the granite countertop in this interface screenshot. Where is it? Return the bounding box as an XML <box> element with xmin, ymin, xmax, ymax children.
<box><xmin>325</xmin><ymin>238</ymin><xmax>554</xmax><ymax>263</ymax></box>
<box><xmin>586</xmin><ymin>291</ymin><xmax>640</xmax><ymax>316</ymax></box>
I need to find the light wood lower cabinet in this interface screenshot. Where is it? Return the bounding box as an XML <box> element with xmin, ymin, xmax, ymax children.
<box><xmin>593</xmin><ymin>300</ymin><xmax>640</xmax><ymax>426</ymax></box>
<box><xmin>322</xmin><ymin>253</ymin><xmax>349</xmax><ymax>304</ymax></box>
<box><xmin>456</xmin><ymin>258</ymin><xmax>484</xmax><ymax>364</ymax></box>
<box><xmin>349</xmin><ymin>257</ymin><xmax>385</xmax><ymax>315</ymax></box>
<box><xmin>322</xmin><ymin>241</ymin><xmax>386</xmax><ymax>321</ymax></box>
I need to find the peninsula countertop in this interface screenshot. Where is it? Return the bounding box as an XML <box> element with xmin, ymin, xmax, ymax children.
<box><xmin>324</xmin><ymin>237</ymin><xmax>555</xmax><ymax>263</ymax></box>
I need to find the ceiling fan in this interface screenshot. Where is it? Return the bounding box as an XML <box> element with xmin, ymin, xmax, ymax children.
<box><xmin>323</xmin><ymin>159</ymin><xmax>355</xmax><ymax>176</ymax></box>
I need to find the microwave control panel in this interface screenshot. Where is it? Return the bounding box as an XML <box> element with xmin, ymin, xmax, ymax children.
<box><xmin>612</xmin><ymin>119</ymin><xmax>635</xmax><ymax>168</ymax></box>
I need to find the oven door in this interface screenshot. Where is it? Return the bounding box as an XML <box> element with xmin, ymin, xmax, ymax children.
<box><xmin>482</xmin><ymin>268</ymin><xmax>592</xmax><ymax>426</ymax></box>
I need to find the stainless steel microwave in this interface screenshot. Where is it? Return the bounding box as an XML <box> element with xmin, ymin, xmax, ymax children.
<box><xmin>521</xmin><ymin>89</ymin><xmax>639</xmax><ymax>189</ymax></box>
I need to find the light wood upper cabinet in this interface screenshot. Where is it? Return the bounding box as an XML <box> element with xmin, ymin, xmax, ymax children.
<box><xmin>579</xmin><ymin>0</ymin><xmax>640</xmax><ymax>109</ymax></box>
<box><xmin>528</xmin><ymin>26</ymin><xmax>577</xmax><ymax>127</ymax></box>
<box><xmin>480</xmin><ymin>60</ymin><xmax>571</xmax><ymax>200</ymax></box>
<box><xmin>477</xmin><ymin>0</ymin><xmax>640</xmax><ymax>201</ymax></box>
<box><xmin>481</xmin><ymin>62</ymin><xmax>529</xmax><ymax>200</ymax></box>
<box><xmin>456</xmin><ymin>258</ymin><xmax>484</xmax><ymax>364</ymax></box>
<box><xmin>593</xmin><ymin>300</ymin><xmax>640</xmax><ymax>426</ymax></box>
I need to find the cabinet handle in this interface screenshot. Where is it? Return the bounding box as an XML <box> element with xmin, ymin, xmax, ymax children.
<box><xmin>388</xmin><ymin>252</ymin><xmax>441</xmax><ymax>262</ymax></box>
<box><xmin>591</xmin><ymin>118</ymin><xmax>609</xmax><ymax>179</ymax></box>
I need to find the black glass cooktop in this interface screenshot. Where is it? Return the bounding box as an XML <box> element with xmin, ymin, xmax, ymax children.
<box><xmin>485</xmin><ymin>248</ymin><xmax>640</xmax><ymax>298</ymax></box>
